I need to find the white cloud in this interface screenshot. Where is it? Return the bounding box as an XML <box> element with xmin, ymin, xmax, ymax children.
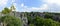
<box><xmin>0</xmin><ymin>0</ymin><xmax>8</xmax><ymax>6</ymax></box>
<box><xmin>43</xmin><ymin>0</ymin><xmax>60</xmax><ymax>5</ymax></box>
<box><xmin>42</xmin><ymin>0</ymin><xmax>60</xmax><ymax>12</ymax></box>
<box><xmin>30</xmin><ymin>4</ymin><xmax>48</xmax><ymax>10</ymax></box>
<box><xmin>25</xmin><ymin>4</ymin><xmax>48</xmax><ymax>12</ymax></box>
<box><xmin>18</xmin><ymin>0</ymin><xmax>60</xmax><ymax>12</ymax></box>
<box><xmin>19</xmin><ymin>3</ymin><xmax>49</xmax><ymax>12</ymax></box>
<box><xmin>20</xmin><ymin>3</ymin><xmax>24</xmax><ymax>7</ymax></box>
<box><xmin>15</xmin><ymin>0</ymin><xmax>60</xmax><ymax>12</ymax></box>
<box><xmin>12</xmin><ymin>0</ymin><xmax>16</xmax><ymax>3</ymax></box>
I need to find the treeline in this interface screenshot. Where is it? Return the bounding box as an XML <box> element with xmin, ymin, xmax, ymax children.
<box><xmin>24</xmin><ymin>12</ymin><xmax>60</xmax><ymax>26</ymax></box>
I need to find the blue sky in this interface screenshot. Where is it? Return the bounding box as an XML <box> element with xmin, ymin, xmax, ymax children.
<box><xmin>0</xmin><ymin>0</ymin><xmax>60</xmax><ymax>12</ymax></box>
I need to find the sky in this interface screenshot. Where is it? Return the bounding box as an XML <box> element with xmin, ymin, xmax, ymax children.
<box><xmin>0</xmin><ymin>0</ymin><xmax>60</xmax><ymax>12</ymax></box>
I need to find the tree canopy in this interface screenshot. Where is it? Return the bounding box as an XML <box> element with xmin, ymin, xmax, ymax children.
<box><xmin>2</xmin><ymin>7</ymin><xmax>11</xmax><ymax>14</ymax></box>
<box><xmin>0</xmin><ymin>15</ymin><xmax>23</xmax><ymax>26</ymax></box>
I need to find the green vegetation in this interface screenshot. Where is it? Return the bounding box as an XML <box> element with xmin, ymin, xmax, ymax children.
<box><xmin>26</xmin><ymin>12</ymin><xmax>60</xmax><ymax>26</ymax></box>
<box><xmin>2</xmin><ymin>7</ymin><xmax>11</xmax><ymax>14</ymax></box>
<box><xmin>29</xmin><ymin>24</ymin><xmax>34</xmax><ymax>26</ymax></box>
<box><xmin>27</xmin><ymin>16</ymin><xmax>60</xmax><ymax>26</ymax></box>
<box><xmin>0</xmin><ymin>15</ymin><xmax>22</xmax><ymax>26</ymax></box>
<box><xmin>0</xmin><ymin>4</ymin><xmax>22</xmax><ymax>26</ymax></box>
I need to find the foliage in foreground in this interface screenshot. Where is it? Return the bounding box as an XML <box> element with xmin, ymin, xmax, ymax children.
<box><xmin>0</xmin><ymin>15</ymin><xmax>22</xmax><ymax>26</ymax></box>
<box><xmin>27</xmin><ymin>16</ymin><xmax>60</xmax><ymax>26</ymax></box>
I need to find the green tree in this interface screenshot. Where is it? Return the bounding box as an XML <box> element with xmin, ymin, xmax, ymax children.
<box><xmin>30</xmin><ymin>16</ymin><xmax>60</xmax><ymax>26</ymax></box>
<box><xmin>44</xmin><ymin>13</ymin><xmax>53</xmax><ymax>19</ymax></box>
<box><xmin>0</xmin><ymin>15</ymin><xmax>22</xmax><ymax>26</ymax></box>
<box><xmin>2</xmin><ymin>7</ymin><xmax>11</xmax><ymax>14</ymax></box>
<box><xmin>29</xmin><ymin>24</ymin><xmax>34</xmax><ymax>26</ymax></box>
